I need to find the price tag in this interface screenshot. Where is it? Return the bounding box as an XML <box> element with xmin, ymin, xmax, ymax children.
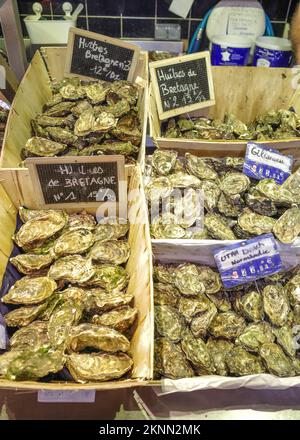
<box><xmin>214</xmin><ymin>233</ymin><xmax>283</xmax><ymax>289</ymax></box>
<box><xmin>0</xmin><ymin>313</ymin><xmax>7</xmax><ymax>349</ymax></box>
<box><xmin>38</xmin><ymin>390</ymin><xmax>96</xmax><ymax>403</ymax></box>
<box><xmin>243</xmin><ymin>142</ymin><xmax>293</xmax><ymax>184</ymax></box>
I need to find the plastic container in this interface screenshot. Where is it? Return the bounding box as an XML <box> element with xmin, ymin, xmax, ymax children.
<box><xmin>24</xmin><ymin>16</ymin><xmax>76</xmax><ymax>45</ymax></box>
<box><xmin>253</xmin><ymin>37</ymin><xmax>293</xmax><ymax>68</ymax></box>
<box><xmin>211</xmin><ymin>35</ymin><xmax>252</xmax><ymax>66</ymax></box>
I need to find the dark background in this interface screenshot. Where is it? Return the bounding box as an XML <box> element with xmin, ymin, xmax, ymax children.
<box><xmin>7</xmin><ymin>0</ymin><xmax>300</xmax><ymax>42</ymax></box>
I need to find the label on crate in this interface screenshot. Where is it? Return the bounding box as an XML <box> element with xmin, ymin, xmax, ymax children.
<box><xmin>149</xmin><ymin>51</ymin><xmax>215</xmax><ymax>120</ymax></box>
<box><xmin>38</xmin><ymin>390</ymin><xmax>96</xmax><ymax>403</ymax></box>
<box><xmin>243</xmin><ymin>142</ymin><xmax>293</xmax><ymax>184</ymax></box>
<box><xmin>65</xmin><ymin>27</ymin><xmax>140</xmax><ymax>82</ymax></box>
<box><xmin>25</xmin><ymin>156</ymin><xmax>126</xmax><ymax>208</ymax></box>
<box><xmin>214</xmin><ymin>233</ymin><xmax>282</xmax><ymax>288</ymax></box>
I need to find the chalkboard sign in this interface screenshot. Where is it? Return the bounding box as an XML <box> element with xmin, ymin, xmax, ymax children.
<box><xmin>26</xmin><ymin>156</ymin><xmax>126</xmax><ymax>209</ymax></box>
<box><xmin>150</xmin><ymin>52</ymin><xmax>215</xmax><ymax>120</ymax></box>
<box><xmin>65</xmin><ymin>28</ymin><xmax>140</xmax><ymax>82</ymax></box>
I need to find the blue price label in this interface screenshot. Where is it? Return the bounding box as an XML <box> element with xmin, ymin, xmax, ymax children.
<box><xmin>38</xmin><ymin>390</ymin><xmax>96</xmax><ymax>403</ymax></box>
<box><xmin>214</xmin><ymin>233</ymin><xmax>283</xmax><ymax>289</ymax></box>
<box><xmin>243</xmin><ymin>142</ymin><xmax>293</xmax><ymax>184</ymax></box>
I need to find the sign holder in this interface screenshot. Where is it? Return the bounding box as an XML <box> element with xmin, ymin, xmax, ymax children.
<box><xmin>65</xmin><ymin>27</ymin><xmax>140</xmax><ymax>82</ymax></box>
<box><xmin>150</xmin><ymin>51</ymin><xmax>215</xmax><ymax>120</ymax></box>
<box><xmin>26</xmin><ymin>156</ymin><xmax>127</xmax><ymax>212</ymax></box>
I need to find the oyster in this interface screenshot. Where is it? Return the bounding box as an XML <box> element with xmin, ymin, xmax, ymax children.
<box><xmin>45</xmin><ymin>101</ymin><xmax>75</xmax><ymax>117</ymax></box>
<box><xmin>204</xmin><ymin>214</ymin><xmax>236</xmax><ymax>240</ymax></box>
<box><xmin>237</xmin><ymin>290</ymin><xmax>264</xmax><ymax>322</ymax></box>
<box><xmin>273</xmin><ymin>208</ymin><xmax>300</xmax><ymax>243</ymax></box>
<box><xmin>206</xmin><ymin>291</ymin><xmax>232</xmax><ymax>312</ymax></box>
<box><xmin>217</xmin><ymin>193</ymin><xmax>243</xmax><ymax>218</ymax></box>
<box><xmin>48</xmin><ymin>300</ymin><xmax>83</xmax><ymax>347</ymax></box>
<box><xmin>24</xmin><ymin>136</ymin><xmax>68</xmax><ymax>157</ymax></box>
<box><xmin>71</xmin><ymin>99</ymin><xmax>93</xmax><ymax>117</ymax></box>
<box><xmin>67</xmin><ymin>211</ymin><xmax>96</xmax><ymax>231</ymax></box>
<box><xmin>48</xmin><ymin>255</ymin><xmax>95</xmax><ymax>284</ymax></box>
<box><xmin>206</xmin><ymin>338</ymin><xmax>234</xmax><ymax>376</ymax></box>
<box><xmin>96</xmin><ymin>97</ymin><xmax>131</xmax><ymax>118</ymax></box>
<box><xmin>85</xmin><ymin>82</ymin><xmax>109</xmax><ymax>104</ymax></box>
<box><xmin>256</xmin><ymin>179</ymin><xmax>294</xmax><ymax>205</ymax></box>
<box><xmin>245</xmin><ymin>188</ymin><xmax>277</xmax><ymax>217</ymax></box>
<box><xmin>89</xmin><ymin>240</ymin><xmax>130</xmax><ymax>265</ymax></box>
<box><xmin>273</xmin><ymin>325</ymin><xmax>296</xmax><ymax>358</ymax></box>
<box><xmin>236</xmin><ymin>322</ymin><xmax>275</xmax><ymax>352</ymax></box>
<box><xmin>85</xmin><ymin>289</ymin><xmax>133</xmax><ymax>314</ymax></box>
<box><xmin>91</xmin><ymin>306</ymin><xmax>137</xmax><ymax>333</ymax></box>
<box><xmin>209</xmin><ymin>311</ymin><xmax>246</xmax><ymax>339</ymax></box>
<box><xmin>111</xmin><ymin>113</ymin><xmax>141</xmax><ymax>146</ymax></box>
<box><xmin>263</xmin><ymin>284</ymin><xmax>290</xmax><ymax>326</ymax></box>
<box><xmin>200</xmin><ymin>180</ymin><xmax>221</xmax><ymax>211</ymax></box>
<box><xmin>110</xmin><ymin>80</ymin><xmax>138</xmax><ymax>106</ymax></box>
<box><xmin>74</xmin><ymin>108</ymin><xmax>95</xmax><ymax>136</ymax></box>
<box><xmin>67</xmin><ymin>323</ymin><xmax>130</xmax><ymax>353</ymax></box>
<box><xmin>285</xmin><ymin>273</ymin><xmax>300</xmax><ymax>307</ymax></box>
<box><xmin>60</xmin><ymin>286</ymin><xmax>89</xmax><ymax>303</ymax></box>
<box><xmin>238</xmin><ymin>208</ymin><xmax>276</xmax><ymax>235</ymax></box>
<box><xmin>225</xmin><ymin>346</ymin><xmax>265</xmax><ymax>376</ymax></box>
<box><xmin>145</xmin><ymin>176</ymin><xmax>172</xmax><ymax>201</ymax></box>
<box><xmin>154</xmin><ymin>283</ymin><xmax>180</xmax><ymax>307</ymax></box>
<box><xmin>150</xmin><ymin>220</ymin><xmax>187</xmax><ymax>239</ymax></box>
<box><xmin>10</xmin><ymin>321</ymin><xmax>49</xmax><ymax>350</ymax></box>
<box><xmin>153</xmin><ymin>265</ymin><xmax>175</xmax><ymax>284</ymax></box>
<box><xmin>4</xmin><ymin>302</ymin><xmax>48</xmax><ymax>327</ymax></box>
<box><xmin>181</xmin><ymin>329</ymin><xmax>214</xmax><ymax>372</ymax></box>
<box><xmin>154</xmin><ymin>337</ymin><xmax>194</xmax><ymax>379</ymax></box>
<box><xmin>185</xmin><ymin>153</ymin><xmax>218</xmax><ymax>180</ymax></box>
<box><xmin>174</xmin><ymin>263</ymin><xmax>205</xmax><ymax>296</ymax></box>
<box><xmin>260</xmin><ymin>343</ymin><xmax>294</xmax><ymax>377</ymax></box>
<box><xmin>66</xmin><ymin>352</ymin><xmax>133</xmax><ymax>383</ymax></box>
<box><xmin>220</xmin><ymin>172</ymin><xmax>250</xmax><ymax>196</ymax></box>
<box><xmin>83</xmin><ymin>264</ymin><xmax>128</xmax><ymax>291</ymax></box>
<box><xmin>0</xmin><ymin>351</ymin><xmax>23</xmax><ymax>377</ymax></box>
<box><xmin>2</xmin><ymin>277</ymin><xmax>57</xmax><ymax>305</ymax></box>
<box><xmin>94</xmin><ymin>111</ymin><xmax>117</xmax><ymax>132</ymax></box>
<box><xmin>94</xmin><ymin>217</ymin><xmax>128</xmax><ymax>242</ymax></box>
<box><xmin>59</xmin><ymin>84</ymin><xmax>86</xmax><ymax>100</ymax></box>
<box><xmin>178</xmin><ymin>295</ymin><xmax>211</xmax><ymax>322</ymax></box>
<box><xmin>54</xmin><ymin>229</ymin><xmax>95</xmax><ymax>256</ymax></box>
<box><xmin>190</xmin><ymin>302</ymin><xmax>218</xmax><ymax>337</ymax></box>
<box><xmin>198</xmin><ymin>266</ymin><xmax>222</xmax><ymax>294</ymax></box>
<box><xmin>14</xmin><ymin>210</ymin><xmax>67</xmax><ymax>248</ymax></box>
<box><xmin>10</xmin><ymin>253</ymin><xmax>54</xmax><ymax>275</ymax></box>
<box><xmin>281</xmin><ymin>168</ymin><xmax>300</xmax><ymax>203</ymax></box>
<box><xmin>46</xmin><ymin>127</ymin><xmax>78</xmax><ymax>145</ymax></box>
<box><xmin>83</xmin><ymin>141</ymin><xmax>137</xmax><ymax>157</ymax></box>
<box><xmin>155</xmin><ymin>305</ymin><xmax>184</xmax><ymax>342</ymax></box>
<box><xmin>169</xmin><ymin>172</ymin><xmax>201</xmax><ymax>189</ymax></box>
<box><xmin>152</xmin><ymin>149</ymin><xmax>178</xmax><ymax>176</ymax></box>
<box><xmin>35</xmin><ymin>115</ymin><xmax>68</xmax><ymax>127</ymax></box>
<box><xmin>52</xmin><ymin>77</ymin><xmax>81</xmax><ymax>93</ymax></box>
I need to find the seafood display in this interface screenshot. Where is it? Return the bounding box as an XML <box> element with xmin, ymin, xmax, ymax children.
<box><xmin>0</xmin><ymin>208</ymin><xmax>137</xmax><ymax>383</ymax></box>
<box><xmin>163</xmin><ymin>109</ymin><xmax>300</xmax><ymax>141</ymax></box>
<box><xmin>22</xmin><ymin>77</ymin><xmax>142</xmax><ymax>163</ymax></box>
<box><xmin>154</xmin><ymin>263</ymin><xmax>300</xmax><ymax>378</ymax></box>
<box><xmin>145</xmin><ymin>150</ymin><xmax>300</xmax><ymax>243</ymax></box>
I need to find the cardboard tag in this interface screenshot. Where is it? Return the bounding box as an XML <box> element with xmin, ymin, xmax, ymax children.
<box><xmin>214</xmin><ymin>233</ymin><xmax>282</xmax><ymax>288</ymax></box>
<box><xmin>243</xmin><ymin>142</ymin><xmax>293</xmax><ymax>184</ymax></box>
<box><xmin>38</xmin><ymin>390</ymin><xmax>96</xmax><ymax>403</ymax></box>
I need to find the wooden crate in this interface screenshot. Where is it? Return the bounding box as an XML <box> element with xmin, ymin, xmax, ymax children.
<box><xmin>0</xmin><ymin>165</ymin><xmax>154</xmax><ymax>391</ymax></box>
<box><xmin>0</xmin><ymin>47</ymin><xmax>148</xmax><ymax>208</ymax></box>
<box><xmin>150</xmin><ymin>66</ymin><xmax>300</xmax><ymax>167</ymax></box>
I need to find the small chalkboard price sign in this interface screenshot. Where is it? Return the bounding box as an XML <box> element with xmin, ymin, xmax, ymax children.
<box><xmin>65</xmin><ymin>27</ymin><xmax>140</xmax><ymax>82</ymax></box>
<box><xmin>150</xmin><ymin>51</ymin><xmax>215</xmax><ymax>120</ymax></box>
<box><xmin>25</xmin><ymin>156</ymin><xmax>126</xmax><ymax>210</ymax></box>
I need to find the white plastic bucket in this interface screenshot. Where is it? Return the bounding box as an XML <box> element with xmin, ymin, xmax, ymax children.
<box><xmin>253</xmin><ymin>37</ymin><xmax>293</xmax><ymax>68</ymax></box>
<box><xmin>211</xmin><ymin>35</ymin><xmax>252</xmax><ymax>66</ymax></box>
<box><xmin>24</xmin><ymin>17</ymin><xmax>76</xmax><ymax>45</ymax></box>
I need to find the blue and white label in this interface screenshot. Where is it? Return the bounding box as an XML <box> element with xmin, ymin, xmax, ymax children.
<box><xmin>211</xmin><ymin>44</ymin><xmax>251</xmax><ymax>66</ymax></box>
<box><xmin>214</xmin><ymin>233</ymin><xmax>282</xmax><ymax>288</ymax></box>
<box><xmin>253</xmin><ymin>46</ymin><xmax>292</xmax><ymax>68</ymax></box>
<box><xmin>38</xmin><ymin>390</ymin><xmax>96</xmax><ymax>403</ymax></box>
<box><xmin>243</xmin><ymin>142</ymin><xmax>293</xmax><ymax>184</ymax></box>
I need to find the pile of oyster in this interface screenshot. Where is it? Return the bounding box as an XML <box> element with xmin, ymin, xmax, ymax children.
<box><xmin>163</xmin><ymin>109</ymin><xmax>300</xmax><ymax>141</ymax></box>
<box><xmin>145</xmin><ymin>149</ymin><xmax>300</xmax><ymax>242</ymax></box>
<box><xmin>0</xmin><ymin>208</ymin><xmax>137</xmax><ymax>383</ymax></box>
<box><xmin>22</xmin><ymin>77</ymin><xmax>142</xmax><ymax>163</ymax></box>
<box><xmin>154</xmin><ymin>263</ymin><xmax>300</xmax><ymax>378</ymax></box>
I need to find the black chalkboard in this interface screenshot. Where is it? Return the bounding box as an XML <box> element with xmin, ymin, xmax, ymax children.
<box><xmin>150</xmin><ymin>52</ymin><xmax>215</xmax><ymax>119</ymax></box>
<box><xmin>34</xmin><ymin>161</ymin><xmax>119</xmax><ymax>205</ymax></box>
<box><xmin>66</xmin><ymin>28</ymin><xmax>140</xmax><ymax>82</ymax></box>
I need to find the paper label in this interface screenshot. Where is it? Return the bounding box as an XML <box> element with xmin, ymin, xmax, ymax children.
<box><xmin>169</xmin><ymin>0</ymin><xmax>195</xmax><ymax>19</ymax></box>
<box><xmin>214</xmin><ymin>233</ymin><xmax>282</xmax><ymax>288</ymax></box>
<box><xmin>243</xmin><ymin>142</ymin><xmax>293</xmax><ymax>184</ymax></box>
<box><xmin>227</xmin><ymin>6</ymin><xmax>263</xmax><ymax>37</ymax></box>
<box><xmin>0</xmin><ymin>324</ymin><xmax>6</xmax><ymax>349</ymax></box>
<box><xmin>38</xmin><ymin>390</ymin><xmax>96</xmax><ymax>403</ymax></box>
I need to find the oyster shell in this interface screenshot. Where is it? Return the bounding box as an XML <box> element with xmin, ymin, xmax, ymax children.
<box><xmin>225</xmin><ymin>346</ymin><xmax>265</xmax><ymax>376</ymax></box>
<box><xmin>238</xmin><ymin>208</ymin><xmax>276</xmax><ymax>235</ymax></box>
<box><xmin>154</xmin><ymin>337</ymin><xmax>194</xmax><ymax>379</ymax></box>
<box><xmin>2</xmin><ymin>277</ymin><xmax>57</xmax><ymax>305</ymax></box>
<box><xmin>45</xmin><ymin>101</ymin><xmax>75</xmax><ymax>117</ymax></box>
<box><xmin>48</xmin><ymin>300</ymin><xmax>83</xmax><ymax>347</ymax></box>
<box><xmin>0</xmin><ymin>351</ymin><xmax>23</xmax><ymax>377</ymax></box>
<box><xmin>245</xmin><ymin>188</ymin><xmax>277</xmax><ymax>217</ymax></box>
<box><xmin>281</xmin><ymin>168</ymin><xmax>300</xmax><ymax>203</ymax></box>
<box><xmin>206</xmin><ymin>291</ymin><xmax>232</xmax><ymax>312</ymax></box>
<box><xmin>200</xmin><ymin>180</ymin><xmax>221</xmax><ymax>212</ymax></box>
<box><xmin>10</xmin><ymin>253</ymin><xmax>54</xmax><ymax>275</ymax></box>
<box><xmin>24</xmin><ymin>136</ymin><xmax>68</xmax><ymax>157</ymax></box>
<box><xmin>153</xmin><ymin>265</ymin><xmax>175</xmax><ymax>284</ymax></box>
<box><xmin>48</xmin><ymin>255</ymin><xmax>95</xmax><ymax>284</ymax></box>
<box><xmin>220</xmin><ymin>172</ymin><xmax>250</xmax><ymax>196</ymax></box>
<box><xmin>169</xmin><ymin>172</ymin><xmax>202</xmax><ymax>189</ymax></box>
<box><xmin>263</xmin><ymin>284</ymin><xmax>290</xmax><ymax>327</ymax></box>
<box><xmin>256</xmin><ymin>179</ymin><xmax>294</xmax><ymax>205</ymax></box>
<box><xmin>236</xmin><ymin>322</ymin><xmax>275</xmax><ymax>352</ymax></box>
<box><xmin>46</xmin><ymin>127</ymin><xmax>78</xmax><ymax>145</ymax></box>
<box><xmin>285</xmin><ymin>273</ymin><xmax>300</xmax><ymax>307</ymax></box>
<box><xmin>111</xmin><ymin>113</ymin><xmax>141</xmax><ymax>146</ymax></box>
<box><xmin>35</xmin><ymin>115</ymin><xmax>69</xmax><ymax>127</ymax></box>
<box><xmin>83</xmin><ymin>264</ymin><xmax>128</xmax><ymax>291</ymax></box>
<box><xmin>198</xmin><ymin>266</ymin><xmax>222</xmax><ymax>294</ymax></box>
<box><xmin>67</xmin><ymin>323</ymin><xmax>130</xmax><ymax>353</ymax></box>
<box><xmin>71</xmin><ymin>99</ymin><xmax>92</xmax><ymax>117</ymax></box>
<box><xmin>89</xmin><ymin>240</ymin><xmax>130</xmax><ymax>265</ymax></box>
<box><xmin>145</xmin><ymin>176</ymin><xmax>173</xmax><ymax>201</ymax></box>
<box><xmin>4</xmin><ymin>302</ymin><xmax>49</xmax><ymax>327</ymax></box>
<box><xmin>85</xmin><ymin>289</ymin><xmax>133</xmax><ymax>314</ymax></box>
<box><xmin>10</xmin><ymin>321</ymin><xmax>49</xmax><ymax>350</ymax></box>
<box><xmin>190</xmin><ymin>302</ymin><xmax>218</xmax><ymax>338</ymax></box>
<box><xmin>85</xmin><ymin>82</ymin><xmax>109</xmax><ymax>104</ymax></box>
<box><xmin>237</xmin><ymin>290</ymin><xmax>264</xmax><ymax>322</ymax></box>
<box><xmin>91</xmin><ymin>305</ymin><xmax>137</xmax><ymax>333</ymax></box>
<box><xmin>185</xmin><ymin>153</ymin><xmax>218</xmax><ymax>180</ymax></box>
<box><xmin>178</xmin><ymin>295</ymin><xmax>211</xmax><ymax>322</ymax></box>
<box><xmin>54</xmin><ymin>229</ymin><xmax>95</xmax><ymax>256</ymax></box>
<box><xmin>110</xmin><ymin>80</ymin><xmax>138</xmax><ymax>105</ymax></box>
<box><xmin>59</xmin><ymin>286</ymin><xmax>89</xmax><ymax>303</ymax></box>
<box><xmin>59</xmin><ymin>84</ymin><xmax>86</xmax><ymax>100</ymax></box>
<box><xmin>66</xmin><ymin>352</ymin><xmax>133</xmax><ymax>383</ymax></box>
<box><xmin>181</xmin><ymin>329</ymin><xmax>215</xmax><ymax>372</ymax></box>
<box><xmin>94</xmin><ymin>217</ymin><xmax>128</xmax><ymax>242</ymax></box>
<box><xmin>273</xmin><ymin>208</ymin><xmax>300</xmax><ymax>243</ymax></box>
<box><xmin>154</xmin><ymin>283</ymin><xmax>180</xmax><ymax>307</ymax></box>
<box><xmin>209</xmin><ymin>311</ymin><xmax>246</xmax><ymax>339</ymax></box>
<box><xmin>273</xmin><ymin>325</ymin><xmax>296</xmax><ymax>358</ymax></box>
<box><xmin>74</xmin><ymin>108</ymin><xmax>95</xmax><ymax>136</ymax></box>
<box><xmin>94</xmin><ymin>111</ymin><xmax>117</xmax><ymax>132</ymax></box>
<box><xmin>204</xmin><ymin>214</ymin><xmax>236</xmax><ymax>240</ymax></box>
<box><xmin>206</xmin><ymin>338</ymin><xmax>234</xmax><ymax>376</ymax></box>
<box><xmin>217</xmin><ymin>193</ymin><xmax>244</xmax><ymax>218</ymax></box>
<box><xmin>152</xmin><ymin>149</ymin><xmax>178</xmax><ymax>176</ymax></box>
<box><xmin>67</xmin><ymin>211</ymin><xmax>96</xmax><ymax>231</ymax></box>
<box><xmin>174</xmin><ymin>263</ymin><xmax>205</xmax><ymax>296</ymax></box>
<box><xmin>150</xmin><ymin>220</ymin><xmax>187</xmax><ymax>239</ymax></box>
<box><xmin>155</xmin><ymin>305</ymin><xmax>184</xmax><ymax>342</ymax></box>
<box><xmin>260</xmin><ymin>343</ymin><xmax>294</xmax><ymax>377</ymax></box>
